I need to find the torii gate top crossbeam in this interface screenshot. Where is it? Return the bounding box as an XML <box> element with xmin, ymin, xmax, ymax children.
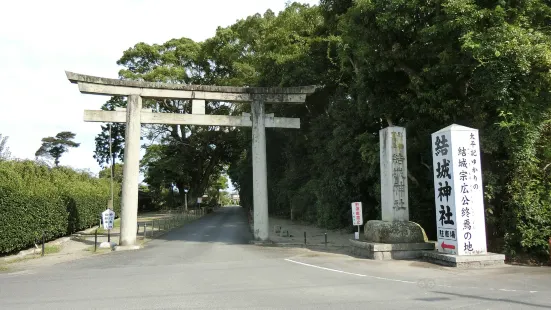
<box><xmin>66</xmin><ymin>71</ymin><xmax>317</xmax><ymax>103</ymax></box>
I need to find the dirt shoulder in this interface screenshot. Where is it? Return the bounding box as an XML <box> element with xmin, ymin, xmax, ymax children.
<box><xmin>0</xmin><ymin>210</ymin><xmax>204</xmax><ymax>273</ymax></box>
<box><xmin>266</xmin><ymin>217</ymin><xmax>354</xmax><ymax>255</ymax></box>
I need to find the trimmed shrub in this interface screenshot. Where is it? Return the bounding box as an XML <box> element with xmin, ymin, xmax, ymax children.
<box><xmin>0</xmin><ymin>160</ymin><xmax>121</xmax><ymax>254</ymax></box>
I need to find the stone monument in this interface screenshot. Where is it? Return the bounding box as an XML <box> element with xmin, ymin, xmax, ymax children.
<box><xmin>350</xmin><ymin>126</ymin><xmax>435</xmax><ymax>260</ymax></box>
<box><xmin>423</xmin><ymin>124</ymin><xmax>505</xmax><ymax>267</ymax></box>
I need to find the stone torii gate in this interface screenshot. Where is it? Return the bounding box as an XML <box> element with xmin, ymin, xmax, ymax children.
<box><xmin>66</xmin><ymin>71</ymin><xmax>315</xmax><ymax>248</ymax></box>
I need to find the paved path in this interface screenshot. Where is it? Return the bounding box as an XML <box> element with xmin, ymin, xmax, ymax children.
<box><xmin>1</xmin><ymin>206</ymin><xmax>550</xmax><ymax>309</ymax></box>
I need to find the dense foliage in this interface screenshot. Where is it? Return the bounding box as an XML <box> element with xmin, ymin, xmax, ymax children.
<box><xmin>102</xmin><ymin>0</ymin><xmax>550</xmax><ymax>258</ymax></box>
<box><xmin>0</xmin><ymin>160</ymin><xmax>120</xmax><ymax>254</ymax></box>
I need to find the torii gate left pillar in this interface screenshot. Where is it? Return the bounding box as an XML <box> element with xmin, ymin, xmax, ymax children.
<box><xmin>120</xmin><ymin>94</ymin><xmax>141</xmax><ymax>246</ymax></box>
<box><xmin>66</xmin><ymin>71</ymin><xmax>316</xmax><ymax>247</ymax></box>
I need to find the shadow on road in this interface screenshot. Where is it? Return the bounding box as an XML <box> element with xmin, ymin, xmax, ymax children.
<box><xmin>432</xmin><ymin>291</ymin><xmax>551</xmax><ymax>308</ymax></box>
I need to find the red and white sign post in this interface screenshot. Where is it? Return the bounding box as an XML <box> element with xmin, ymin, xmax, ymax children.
<box><xmin>351</xmin><ymin>202</ymin><xmax>363</xmax><ymax>240</ymax></box>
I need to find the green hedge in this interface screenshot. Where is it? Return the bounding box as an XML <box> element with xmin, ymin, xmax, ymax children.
<box><xmin>0</xmin><ymin>160</ymin><xmax>121</xmax><ymax>255</ymax></box>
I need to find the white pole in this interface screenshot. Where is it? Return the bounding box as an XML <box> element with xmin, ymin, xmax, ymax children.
<box><xmin>109</xmin><ymin>123</ymin><xmax>114</xmax><ymax>208</ymax></box>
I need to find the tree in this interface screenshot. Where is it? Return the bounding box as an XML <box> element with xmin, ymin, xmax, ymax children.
<box><xmin>35</xmin><ymin>131</ymin><xmax>80</xmax><ymax>167</ymax></box>
<box><xmin>116</xmin><ymin>37</ymin><xmax>242</xmax><ymax>206</ymax></box>
<box><xmin>94</xmin><ymin>96</ymin><xmax>127</xmax><ymax>181</ymax></box>
<box><xmin>223</xmin><ymin>1</ymin><xmax>551</xmax><ymax>257</ymax></box>
<box><xmin>99</xmin><ymin>163</ymin><xmax>123</xmax><ymax>183</ymax></box>
<box><xmin>0</xmin><ymin>134</ymin><xmax>10</xmax><ymax>160</ymax></box>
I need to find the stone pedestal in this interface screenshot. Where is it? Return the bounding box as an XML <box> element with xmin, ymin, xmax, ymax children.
<box><xmin>113</xmin><ymin>245</ymin><xmax>142</xmax><ymax>251</ymax></box>
<box><xmin>351</xmin><ymin>220</ymin><xmax>435</xmax><ymax>260</ymax></box>
<box><xmin>423</xmin><ymin>251</ymin><xmax>505</xmax><ymax>268</ymax></box>
<box><xmin>350</xmin><ymin>240</ymin><xmax>435</xmax><ymax>260</ymax></box>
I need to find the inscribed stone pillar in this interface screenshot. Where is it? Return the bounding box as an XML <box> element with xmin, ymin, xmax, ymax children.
<box><xmin>251</xmin><ymin>100</ymin><xmax>269</xmax><ymax>241</ymax></box>
<box><xmin>431</xmin><ymin>124</ymin><xmax>487</xmax><ymax>255</ymax></box>
<box><xmin>380</xmin><ymin>126</ymin><xmax>409</xmax><ymax>222</ymax></box>
<box><xmin>119</xmin><ymin>95</ymin><xmax>142</xmax><ymax>246</ymax></box>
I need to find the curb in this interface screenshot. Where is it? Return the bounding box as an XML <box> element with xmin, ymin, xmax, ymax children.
<box><xmin>250</xmin><ymin>240</ymin><xmax>350</xmax><ymax>250</ymax></box>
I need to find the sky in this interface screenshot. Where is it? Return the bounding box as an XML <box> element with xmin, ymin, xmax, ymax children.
<box><xmin>0</xmin><ymin>0</ymin><xmax>319</xmax><ymax>187</ymax></box>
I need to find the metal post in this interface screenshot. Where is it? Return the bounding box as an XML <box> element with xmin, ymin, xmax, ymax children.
<box><xmin>108</xmin><ymin>124</ymin><xmax>114</xmax><ymax>244</ymax></box>
<box><xmin>94</xmin><ymin>229</ymin><xmax>98</xmax><ymax>252</ymax></box>
<box><xmin>144</xmin><ymin>223</ymin><xmax>147</xmax><ymax>240</ymax></box>
<box><xmin>41</xmin><ymin>232</ymin><xmax>45</xmax><ymax>256</ymax></box>
<box><xmin>304</xmin><ymin>231</ymin><xmax>306</xmax><ymax>245</ymax></box>
<box><xmin>325</xmin><ymin>233</ymin><xmax>327</xmax><ymax>246</ymax></box>
<box><xmin>185</xmin><ymin>193</ymin><xmax>188</xmax><ymax>212</ymax></box>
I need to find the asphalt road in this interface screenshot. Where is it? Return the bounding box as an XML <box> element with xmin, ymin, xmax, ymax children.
<box><xmin>1</xmin><ymin>206</ymin><xmax>550</xmax><ymax>309</ymax></box>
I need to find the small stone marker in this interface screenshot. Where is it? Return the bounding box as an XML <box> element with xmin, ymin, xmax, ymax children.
<box><xmin>380</xmin><ymin>126</ymin><xmax>408</xmax><ymax>221</ymax></box>
<box><xmin>431</xmin><ymin>124</ymin><xmax>487</xmax><ymax>255</ymax></box>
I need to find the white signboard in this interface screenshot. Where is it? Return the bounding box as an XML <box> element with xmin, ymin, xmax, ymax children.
<box><xmin>101</xmin><ymin>209</ymin><xmax>115</xmax><ymax>230</ymax></box>
<box><xmin>197</xmin><ymin>197</ymin><xmax>202</xmax><ymax>204</ymax></box>
<box><xmin>431</xmin><ymin>125</ymin><xmax>487</xmax><ymax>255</ymax></box>
<box><xmin>351</xmin><ymin>202</ymin><xmax>363</xmax><ymax>226</ymax></box>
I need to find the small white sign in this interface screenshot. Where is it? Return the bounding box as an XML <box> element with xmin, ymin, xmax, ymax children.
<box><xmin>351</xmin><ymin>202</ymin><xmax>363</xmax><ymax>226</ymax></box>
<box><xmin>197</xmin><ymin>197</ymin><xmax>202</xmax><ymax>204</ymax></box>
<box><xmin>101</xmin><ymin>209</ymin><xmax>115</xmax><ymax>230</ymax></box>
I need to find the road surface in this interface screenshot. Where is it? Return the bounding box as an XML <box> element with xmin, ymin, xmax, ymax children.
<box><xmin>1</xmin><ymin>206</ymin><xmax>550</xmax><ymax>309</ymax></box>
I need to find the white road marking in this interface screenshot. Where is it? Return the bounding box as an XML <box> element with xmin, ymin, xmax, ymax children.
<box><xmin>284</xmin><ymin>258</ymin><xmax>539</xmax><ymax>293</ymax></box>
<box><xmin>284</xmin><ymin>258</ymin><xmax>416</xmax><ymax>284</ymax></box>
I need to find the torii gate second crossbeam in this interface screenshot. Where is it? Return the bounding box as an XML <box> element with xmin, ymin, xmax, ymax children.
<box><xmin>66</xmin><ymin>71</ymin><xmax>316</xmax><ymax>248</ymax></box>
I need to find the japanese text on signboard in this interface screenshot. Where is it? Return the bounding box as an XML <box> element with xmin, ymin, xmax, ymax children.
<box><xmin>351</xmin><ymin>202</ymin><xmax>363</xmax><ymax>226</ymax></box>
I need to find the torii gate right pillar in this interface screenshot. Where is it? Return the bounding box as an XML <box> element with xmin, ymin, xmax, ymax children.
<box><xmin>251</xmin><ymin>100</ymin><xmax>269</xmax><ymax>240</ymax></box>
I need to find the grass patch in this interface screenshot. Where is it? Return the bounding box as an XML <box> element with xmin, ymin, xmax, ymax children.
<box><xmin>6</xmin><ymin>254</ymin><xmax>39</xmax><ymax>264</ymax></box>
<box><xmin>0</xmin><ymin>264</ymin><xmax>9</xmax><ymax>272</ymax></box>
<box><xmin>97</xmin><ymin>218</ymin><xmax>121</xmax><ymax>234</ymax></box>
<box><xmin>43</xmin><ymin>245</ymin><xmax>60</xmax><ymax>255</ymax></box>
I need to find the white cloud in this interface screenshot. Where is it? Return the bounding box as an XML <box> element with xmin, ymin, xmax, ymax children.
<box><xmin>0</xmin><ymin>0</ymin><xmax>319</xmax><ymax>178</ymax></box>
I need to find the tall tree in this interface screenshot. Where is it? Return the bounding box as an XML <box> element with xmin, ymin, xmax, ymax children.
<box><xmin>116</xmin><ymin>37</ymin><xmax>241</xmax><ymax>203</ymax></box>
<box><xmin>35</xmin><ymin>131</ymin><xmax>80</xmax><ymax>167</ymax></box>
<box><xmin>0</xmin><ymin>134</ymin><xmax>10</xmax><ymax>160</ymax></box>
